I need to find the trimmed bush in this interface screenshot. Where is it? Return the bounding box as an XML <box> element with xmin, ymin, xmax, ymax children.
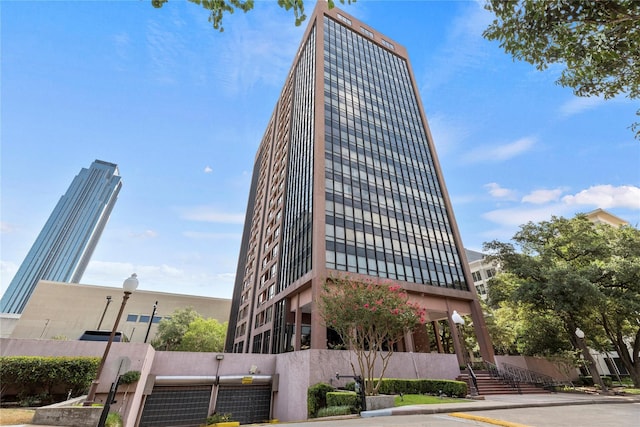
<box><xmin>376</xmin><ymin>378</ymin><xmax>467</xmax><ymax>397</ymax></box>
<box><xmin>326</xmin><ymin>391</ymin><xmax>358</xmax><ymax>410</ymax></box>
<box><xmin>317</xmin><ymin>405</ymin><xmax>352</xmax><ymax>417</ymax></box>
<box><xmin>0</xmin><ymin>356</ymin><xmax>100</xmax><ymax>403</ymax></box>
<box><xmin>307</xmin><ymin>382</ymin><xmax>335</xmax><ymax>418</ymax></box>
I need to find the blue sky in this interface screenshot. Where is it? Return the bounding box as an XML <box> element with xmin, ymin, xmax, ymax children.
<box><xmin>2</xmin><ymin>0</ymin><xmax>639</xmax><ymax>300</ymax></box>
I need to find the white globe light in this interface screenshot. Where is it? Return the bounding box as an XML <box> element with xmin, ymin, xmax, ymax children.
<box><xmin>123</xmin><ymin>273</ymin><xmax>139</xmax><ymax>293</ymax></box>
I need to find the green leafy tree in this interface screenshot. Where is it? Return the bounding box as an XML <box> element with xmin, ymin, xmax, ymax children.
<box><xmin>485</xmin><ymin>214</ymin><xmax>640</xmax><ymax>388</ymax></box>
<box><xmin>180</xmin><ymin>317</ymin><xmax>227</xmax><ymax>352</ymax></box>
<box><xmin>151</xmin><ymin>0</ymin><xmax>356</xmax><ymax>32</ymax></box>
<box><xmin>483</xmin><ymin>0</ymin><xmax>640</xmax><ymax>138</ymax></box>
<box><xmin>151</xmin><ymin>307</ymin><xmax>228</xmax><ymax>352</ymax></box>
<box><xmin>320</xmin><ymin>275</ymin><xmax>426</xmax><ymax>395</ymax></box>
<box><xmin>151</xmin><ymin>307</ymin><xmax>201</xmax><ymax>351</ymax></box>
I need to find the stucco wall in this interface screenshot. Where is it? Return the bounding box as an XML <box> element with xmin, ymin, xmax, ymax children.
<box><xmin>1</xmin><ymin>339</ymin><xmax>462</xmax><ymax>424</ymax></box>
<box><xmin>10</xmin><ymin>280</ymin><xmax>231</xmax><ymax>343</ymax></box>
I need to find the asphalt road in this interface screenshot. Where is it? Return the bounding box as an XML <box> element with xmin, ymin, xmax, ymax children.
<box><xmin>258</xmin><ymin>403</ymin><xmax>640</xmax><ymax>427</ymax></box>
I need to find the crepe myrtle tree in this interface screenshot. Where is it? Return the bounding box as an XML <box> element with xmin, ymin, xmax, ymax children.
<box><xmin>151</xmin><ymin>0</ymin><xmax>357</xmax><ymax>32</ymax></box>
<box><xmin>320</xmin><ymin>275</ymin><xmax>426</xmax><ymax>396</ymax></box>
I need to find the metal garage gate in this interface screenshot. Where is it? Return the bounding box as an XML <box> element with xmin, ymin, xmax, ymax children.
<box><xmin>139</xmin><ymin>382</ymin><xmax>213</xmax><ymax>427</ymax></box>
<box><xmin>215</xmin><ymin>376</ymin><xmax>273</xmax><ymax>424</ymax></box>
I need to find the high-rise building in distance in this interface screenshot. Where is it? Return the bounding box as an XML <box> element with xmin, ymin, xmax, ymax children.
<box><xmin>1</xmin><ymin>160</ymin><xmax>122</xmax><ymax>314</ymax></box>
<box><xmin>226</xmin><ymin>2</ymin><xmax>494</xmax><ymax>363</ymax></box>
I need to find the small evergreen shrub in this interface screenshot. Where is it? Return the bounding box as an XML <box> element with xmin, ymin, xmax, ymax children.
<box><xmin>119</xmin><ymin>370</ymin><xmax>141</xmax><ymax>385</ymax></box>
<box><xmin>105</xmin><ymin>412</ymin><xmax>123</xmax><ymax>427</ymax></box>
<box><xmin>307</xmin><ymin>382</ymin><xmax>335</xmax><ymax>418</ymax></box>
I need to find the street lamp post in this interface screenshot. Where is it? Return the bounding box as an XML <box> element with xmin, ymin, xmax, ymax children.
<box><xmin>144</xmin><ymin>301</ymin><xmax>158</xmax><ymax>343</ymax></box>
<box><xmin>97</xmin><ymin>296</ymin><xmax>112</xmax><ymax>330</ymax></box>
<box><xmin>452</xmin><ymin>310</ymin><xmax>479</xmax><ymax>397</ymax></box>
<box><xmin>84</xmin><ymin>274</ymin><xmax>139</xmax><ymax>406</ymax></box>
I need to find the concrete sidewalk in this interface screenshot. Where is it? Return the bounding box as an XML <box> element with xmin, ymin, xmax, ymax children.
<box><xmin>361</xmin><ymin>391</ymin><xmax>640</xmax><ymax>418</ymax></box>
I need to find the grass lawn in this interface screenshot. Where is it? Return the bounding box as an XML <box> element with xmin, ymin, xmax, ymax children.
<box><xmin>394</xmin><ymin>394</ymin><xmax>467</xmax><ymax>406</ymax></box>
<box><xmin>621</xmin><ymin>388</ymin><xmax>640</xmax><ymax>395</ymax></box>
<box><xmin>0</xmin><ymin>408</ymin><xmax>35</xmax><ymax>426</ymax></box>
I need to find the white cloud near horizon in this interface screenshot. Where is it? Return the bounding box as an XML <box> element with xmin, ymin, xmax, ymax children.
<box><xmin>462</xmin><ymin>136</ymin><xmax>537</xmax><ymax>164</ymax></box>
<box><xmin>82</xmin><ymin>260</ymin><xmax>235</xmax><ymax>298</ymax></box>
<box><xmin>482</xmin><ymin>185</ymin><xmax>640</xmax><ymax>228</ymax></box>
<box><xmin>180</xmin><ymin>206</ymin><xmax>245</xmax><ymax>224</ymax></box>
<box><xmin>562</xmin><ymin>185</ymin><xmax>640</xmax><ymax>209</ymax></box>
<box><xmin>522</xmin><ymin>188</ymin><xmax>566</xmax><ymax>204</ymax></box>
<box><xmin>129</xmin><ymin>229</ymin><xmax>158</xmax><ymax>239</ymax></box>
<box><xmin>485</xmin><ymin>183</ymin><xmax>518</xmax><ymax>200</ymax></box>
<box><xmin>183</xmin><ymin>231</ymin><xmax>242</xmax><ymax>240</ymax></box>
<box><xmin>559</xmin><ymin>96</ymin><xmax>606</xmax><ymax>118</ymax></box>
<box><xmin>1</xmin><ymin>222</ymin><xmax>15</xmax><ymax>233</ymax></box>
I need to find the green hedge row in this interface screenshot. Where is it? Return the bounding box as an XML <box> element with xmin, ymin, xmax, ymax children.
<box><xmin>307</xmin><ymin>377</ymin><xmax>467</xmax><ymax>418</ymax></box>
<box><xmin>326</xmin><ymin>391</ymin><xmax>359</xmax><ymax>411</ymax></box>
<box><xmin>0</xmin><ymin>356</ymin><xmax>100</xmax><ymax>401</ymax></box>
<box><xmin>376</xmin><ymin>378</ymin><xmax>467</xmax><ymax>397</ymax></box>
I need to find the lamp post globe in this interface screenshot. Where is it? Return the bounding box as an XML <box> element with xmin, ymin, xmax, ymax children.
<box><xmin>452</xmin><ymin>310</ymin><xmax>465</xmax><ymax>325</ymax></box>
<box><xmin>84</xmin><ymin>274</ymin><xmax>138</xmax><ymax>406</ymax></box>
<box><xmin>575</xmin><ymin>327</ymin><xmax>585</xmax><ymax>339</ymax></box>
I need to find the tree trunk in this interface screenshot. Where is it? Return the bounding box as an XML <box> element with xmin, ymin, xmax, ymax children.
<box><xmin>575</xmin><ymin>337</ymin><xmax>609</xmax><ymax>393</ymax></box>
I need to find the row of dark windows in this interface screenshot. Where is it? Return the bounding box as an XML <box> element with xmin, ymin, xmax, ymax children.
<box><xmin>277</xmin><ymin>25</ymin><xmax>316</xmax><ymax>296</ymax></box>
<box><xmin>322</xmin><ymin>16</ymin><xmax>466</xmax><ymax>290</ymax></box>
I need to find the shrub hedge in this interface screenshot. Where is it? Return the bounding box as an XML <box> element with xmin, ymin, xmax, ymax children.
<box><xmin>375</xmin><ymin>378</ymin><xmax>467</xmax><ymax>397</ymax></box>
<box><xmin>326</xmin><ymin>391</ymin><xmax>359</xmax><ymax>412</ymax></box>
<box><xmin>0</xmin><ymin>356</ymin><xmax>100</xmax><ymax>402</ymax></box>
<box><xmin>307</xmin><ymin>382</ymin><xmax>335</xmax><ymax>418</ymax></box>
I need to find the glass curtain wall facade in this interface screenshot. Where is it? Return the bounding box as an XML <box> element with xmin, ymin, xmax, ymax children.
<box><xmin>0</xmin><ymin>160</ymin><xmax>122</xmax><ymax>314</ymax></box>
<box><xmin>226</xmin><ymin>3</ymin><xmax>493</xmax><ymax>363</ymax></box>
<box><xmin>323</xmin><ymin>17</ymin><xmax>466</xmax><ymax>290</ymax></box>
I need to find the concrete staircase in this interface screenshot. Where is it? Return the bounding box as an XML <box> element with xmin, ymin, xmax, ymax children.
<box><xmin>457</xmin><ymin>370</ymin><xmax>552</xmax><ymax>395</ymax></box>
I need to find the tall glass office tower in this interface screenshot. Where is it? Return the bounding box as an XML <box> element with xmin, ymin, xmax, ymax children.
<box><xmin>226</xmin><ymin>3</ymin><xmax>494</xmax><ymax>363</ymax></box>
<box><xmin>1</xmin><ymin>160</ymin><xmax>122</xmax><ymax>314</ymax></box>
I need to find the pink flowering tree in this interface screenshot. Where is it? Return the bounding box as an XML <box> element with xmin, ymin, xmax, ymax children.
<box><xmin>320</xmin><ymin>275</ymin><xmax>426</xmax><ymax>395</ymax></box>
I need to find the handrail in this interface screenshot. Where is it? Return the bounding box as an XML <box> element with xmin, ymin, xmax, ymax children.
<box><xmin>485</xmin><ymin>361</ymin><xmax>521</xmax><ymax>393</ymax></box>
<box><xmin>488</xmin><ymin>361</ymin><xmax>572</xmax><ymax>390</ymax></box>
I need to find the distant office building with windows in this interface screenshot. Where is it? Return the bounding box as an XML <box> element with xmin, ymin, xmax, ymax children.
<box><xmin>1</xmin><ymin>160</ymin><xmax>121</xmax><ymax>314</ymax></box>
<box><xmin>465</xmin><ymin>249</ymin><xmax>497</xmax><ymax>301</ymax></box>
<box><xmin>225</xmin><ymin>2</ymin><xmax>493</xmax><ymax>364</ymax></box>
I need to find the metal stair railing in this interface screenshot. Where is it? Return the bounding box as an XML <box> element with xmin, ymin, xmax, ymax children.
<box><xmin>485</xmin><ymin>361</ymin><xmax>521</xmax><ymax>393</ymax></box>
<box><xmin>491</xmin><ymin>362</ymin><xmax>572</xmax><ymax>390</ymax></box>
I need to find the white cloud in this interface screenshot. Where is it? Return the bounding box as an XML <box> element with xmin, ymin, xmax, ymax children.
<box><xmin>562</xmin><ymin>185</ymin><xmax>640</xmax><ymax>209</ymax></box>
<box><xmin>204</xmin><ymin>166</ymin><xmax>213</xmax><ymax>173</ymax></box>
<box><xmin>183</xmin><ymin>231</ymin><xmax>242</xmax><ymax>240</ymax></box>
<box><xmin>0</xmin><ymin>260</ymin><xmax>19</xmax><ymax>295</ymax></box>
<box><xmin>427</xmin><ymin>113</ymin><xmax>470</xmax><ymax>157</ymax></box>
<box><xmin>462</xmin><ymin>136</ymin><xmax>537</xmax><ymax>164</ymax></box>
<box><xmin>485</xmin><ymin>183</ymin><xmax>518</xmax><ymax>200</ymax></box>
<box><xmin>129</xmin><ymin>230</ymin><xmax>158</xmax><ymax>239</ymax></box>
<box><xmin>180</xmin><ymin>206</ymin><xmax>246</xmax><ymax>224</ymax></box>
<box><xmin>420</xmin><ymin>1</ymin><xmax>493</xmax><ymax>91</ymax></box>
<box><xmin>522</xmin><ymin>188</ymin><xmax>566</xmax><ymax>204</ymax></box>
<box><xmin>81</xmin><ymin>260</ymin><xmax>235</xmax><ymax>299</ymax></box>
<box><xmin>559</xmin><ymin>96</ymin><xmax>606</xmax><ymax>118</ymax></box>
<box><xmin>1</xmin><ymin>222</ymin><xmax>15</xmax><ymax>233</ymax></box>
<box><xmin>483</xmin><ymin>203</ymin><xmax>573</xmax><ymax>227</ymax></box>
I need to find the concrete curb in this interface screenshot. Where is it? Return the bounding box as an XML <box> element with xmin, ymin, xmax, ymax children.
<box><xmin>361</xmin><ymin>394</ymin><xmax>640</xmax><ymax>418</ymax></box>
